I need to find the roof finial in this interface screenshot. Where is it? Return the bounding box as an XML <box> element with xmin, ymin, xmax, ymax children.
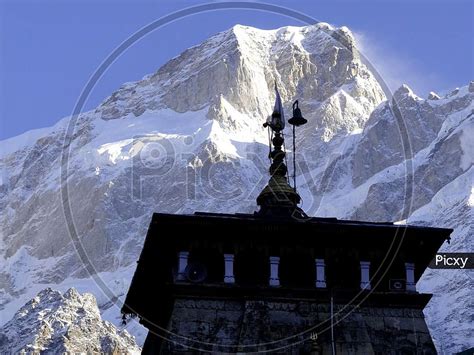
<box><xmin>257</xmin><ymin>84</ymin><xmax>306</xmax><ymax>218</ymax></box>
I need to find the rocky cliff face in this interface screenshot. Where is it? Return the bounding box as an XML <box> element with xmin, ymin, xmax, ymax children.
<box><xmin>0</xmin><ymin>288</ymin><xmax>140</xmax><ymax>353</ymax></box>
<box><xmin>0</xmin><ymin>23</ymin><xmax>472</xmax><ymax>352</ymax></box>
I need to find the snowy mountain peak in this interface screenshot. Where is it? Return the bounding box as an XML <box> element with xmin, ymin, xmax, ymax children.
<box><xmin>96</xmin><ymin>23</ymin><xmax>382</xmax><ymax>127</ymax></box>
<box><xmin>393</xmin><ymin>83</ymin><xmax>421</xmax><ymax>101</ymax></box>
<box><xmin>428</xmin><ymin>91</ymin><xmax>441</xmax><ymax>100</ymax></box>
<box><xmin>0</xmin><ymin>23</ymin><xmax>472</xmax><ymax>353</ymax></box>
<box><xmin>0</xmin><ymin>287</ymin><xmax>140</xmax><ymax>354</ymax></box>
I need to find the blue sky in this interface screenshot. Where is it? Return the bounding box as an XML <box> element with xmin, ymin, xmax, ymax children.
<box><xmin>1</xmin><ymin>0</ymin><xmax>472</xmax><ymax>140</ymax></box>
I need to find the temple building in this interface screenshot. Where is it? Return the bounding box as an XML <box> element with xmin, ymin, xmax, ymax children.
<box><xmin>122</xmin><ymin>89</ymin><xmax>452</xmax><ymax>354</ymax></box>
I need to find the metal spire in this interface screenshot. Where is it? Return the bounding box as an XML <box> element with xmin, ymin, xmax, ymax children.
<box><xmin>257</xmin><ymin>85</ymin><xmax>306</xmax><ymax>218</ymax></box>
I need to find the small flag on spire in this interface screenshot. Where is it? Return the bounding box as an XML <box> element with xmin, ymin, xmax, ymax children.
<box><xmin>266</xmin><ymin>83</ymin><xmax>285</xmax><ymax>131</ymax></box>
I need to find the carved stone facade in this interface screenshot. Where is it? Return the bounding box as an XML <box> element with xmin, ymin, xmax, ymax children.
<box><xmin>162</xmin><ymin>298</ymin><xmax>435</xmax><ymax>354</ymax></box>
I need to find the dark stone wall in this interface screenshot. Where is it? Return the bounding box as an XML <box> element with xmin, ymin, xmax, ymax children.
<box><xmin>155</xmin><ymin>298</ymin><xmax>436</xmax><ymax>354</ymax></box>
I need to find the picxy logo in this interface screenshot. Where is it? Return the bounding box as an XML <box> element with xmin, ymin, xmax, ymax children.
<box><xmin>428</xmin><ymin>253</ymin><xmax>474</xmax><ymax>269</ymax></box>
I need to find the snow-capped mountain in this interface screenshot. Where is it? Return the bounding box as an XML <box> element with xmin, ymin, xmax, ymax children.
<box><xmin>0</xmin><ymin>288</ymin><xmax>140</xmax><ymax>353</ymax></box>
<box><xmin>0</xmin><ymin>23</ymin><xmax>472</xmax><ymax>352</ymax></box>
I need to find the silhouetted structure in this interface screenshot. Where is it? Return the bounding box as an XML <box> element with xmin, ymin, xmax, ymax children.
<box><xmin>122</xmin><ymin>90</ymin><xmax>452</xmax><ymax>354</ymax></box>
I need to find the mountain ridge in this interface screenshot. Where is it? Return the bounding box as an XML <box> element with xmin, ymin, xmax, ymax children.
<box><xmin>0</xmin><ymin>24</ymin><xmax>472</xmax><ymax>352</ymax></box>
<box><xmin>0</xmin><ymin>287</ymin><xmax>141</xmax><ymax>353</ymax></box>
